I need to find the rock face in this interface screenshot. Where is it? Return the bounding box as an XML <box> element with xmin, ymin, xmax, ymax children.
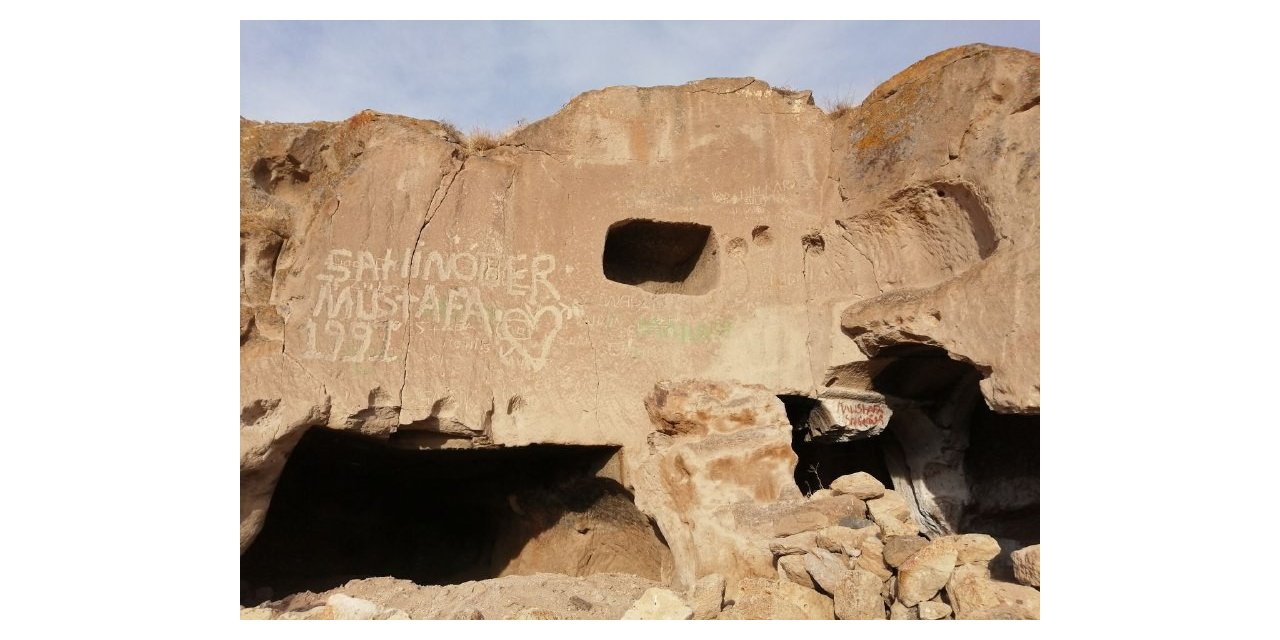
<box><xmin>240</xmin><ymin>43</ymin><xmax>1039</xmax><ymax>619</ymax></box>
<box><xmin>1012</xmin><ymin>544</ymin><xmax>1040</xmax><ymax>588</ymax></box>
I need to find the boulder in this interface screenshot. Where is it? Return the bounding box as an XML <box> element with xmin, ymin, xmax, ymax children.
<box><xmin>829</xmin><ymin>471</ymin><xmax>887</xmax><ymax>500</ymax></box>
<box><xmin>1011</xmin><ymin>544</ymin><xmax>1040</xmax><ymax>588</ymax></box>
<box><xmin>778</xmin><ymin>554</ymin><xmax>816</xmax><ymax>589</ymax></box>
<box><xmin>918</xmin><ymin>600</ymin><xmax>953</xmax><ymax>620</ymax></box>
<box><xmin>854</xmin><ymin>535</ymin><xmax>894</xmax><ymax>581</ymax></box>
<box><xmin>865</xmin><ymin>490</ymin><xmax>920</xmax><ymax>536</ymax></box>
<box><xmin>769</xmin><ymin>531</ymin><xmax>819</xmax><ymax>557</ymax></box>
<box><xmin>326</xmin><ymin>594</ymin><xmax>379</xmax><ymax>620</ymax></box>
<box><xmin>883</xmin><ymin>535</ymin><xmax>930</xmax><ymax>568</ymax></box>
<box><xmin>889</xmin><ymin>601</ymin><xmax>919</xmax><ymax>620</ymax></box>
<box><xmin>946</xmin><ymin>563</ymin><xmax>1040</xmax><ymax>620</ymax></box>
<box><xmin>814</xmin><ymin>525</ymin><xmax>877</xmax><ymax>557</ymax></box>
<box><xmin>803</xmin><ymin>548</ymin><xmax>853</xmax><ymax>594</ymax></box>
<box><xmin>833</xmin><ymin>569</ymin><xmax>886</xmax><ymax>620</ymax></box>
<box><xmin>896</xmin><ymin>539</ymin><xmax>959</xmax><ymax>606</ymax></box>
<box><xmin>943</xmin><ymin>533</ymin><xmax>1002</xmax><ymax>565</ymax></box>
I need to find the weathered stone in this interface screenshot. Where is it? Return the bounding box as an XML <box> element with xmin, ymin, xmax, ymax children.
<box><xmin>807</xmin><ymin>397</ymin><xmax>892</xmax><ymax>441</ymax></box>
<box><xmin>689</xmin><ymin>573</ymin><xmax>726</xmax><ymax>620</ymax></box>
<box><xmin>809</xmin><ymin>488</ymin><xmax>835</xmax><ymax>500</ymax></box>
<box><xmin>855</xmin><ymin>535</ymin><xmax>894</xmax><ymax>581</ymax></box>
<box><xmin>326</xmin><ymin>594</ymin><xmax>379</xmax><ymax>620</ymax></box>
<box><xmin>829</xmin><ymin>471</ymin><xmax>887</xmax><ymax>500</ymax></box>
<box><xmin>896</xmin><ymin>539</ymin><xmax>959</xmax><ymax>606</ymax></box>
<box><xmin>769</xmin><ymin>531</ymin><xmax>819</xmax><ymax>557</ymax></box>
<box><xmin>622</xmin><ymin>588</ymin><xmax>693</xmax><ymax>620</ymax></box>
<box><xmin>239</xmin><ymin>43</ymin><xmax>1042</xmax><ymax>616</ymax></box>
<box><xmin>839</xmin><ymin>516</ymin><xmax>876</xmax><ymax>529</ymax></box>
<box><xmin>833</xmin><ymin>569</ymin><xmax>886</xmax><ymax>620</ymax></box>
<box><xmin>866</xmin><ymin>490</ymin><xmax>920</xmax><ymax>536</ymax></box>
<box><xmin>918</xmin><ymin>600</ymin><xmax>952</xmax><ymax>620</ymax></box>
<box><xmin>943</xmin><ymin>533</ymin><xmax>1002</xmax><ymax>565</ymax></box>
<box><xmin>889</xmin><ymin>601</ymin><xmax>918</xmax><ymax>620</ymax></box>
<box><xmin>946</xmin><ymin>563</ymin><xmax>1040</xmax><ymax>620</ymax></box>
<box><xmin>803</xmin><ymin>548</ymin><xmax>853</xmax><ymax>594</ymax></box>
<box><xmin>1011</xmin><ymin>544</ymin><xmax>1040</xmax><ymax>588</ymax></box>
<box><xmin>721</xmin><ymin>578</ymin><xmax>833</xmax><ymax>620</ymax></box>
<box><xmin>778</xmin><ymin>554</ymin><xmax>816</xmax><ymax>589</ymax></box>
<box><xmin>883</xmin><ymin>535</ymin><xmax>930</xmax><ymax>568</ymax></box>
<box><xmin>814</xmin><ymin>525</ymin><xmax>877</xmax><ymax>557</ymax></box>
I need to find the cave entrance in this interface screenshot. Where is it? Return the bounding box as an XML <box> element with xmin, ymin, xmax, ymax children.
<box><xmin>780</xmin><ymin>394</ymin><xmax>894</xmax><ymax>496</ymax></box>
<box><xmin>602</xmin><ymin>219</ymin><xmax>719</xmax><ymax>295</ymax></box>
<box><xmin>240</xmin><ymin>428</ymin><xmax>671</xmax><ymax>606</ymax></box>
<box><xmin>870</xmin><ymin>344</ymin><xmax>1040</xmax><ymax>547</ymax></box>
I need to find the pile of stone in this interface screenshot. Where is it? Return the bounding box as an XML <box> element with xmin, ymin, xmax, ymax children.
<box><xmin>755</xmin><ymin>472</ymin><xmax>1038</xmax><ymax>620</ymax></box>
<box><xmin>622</xmin><ymin>472</ymin><xmax>1040</xmax><ymax>620</ymax></box>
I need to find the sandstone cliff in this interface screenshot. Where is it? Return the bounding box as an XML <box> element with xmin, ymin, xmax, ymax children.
<box><xmin>240</xmin><ymin>44</ymin><xmax>1040</xmax><ymax>620</ymax></box>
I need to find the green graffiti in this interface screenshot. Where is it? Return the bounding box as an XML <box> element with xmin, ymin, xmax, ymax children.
<box><xmin>635</xmin><ymin>317</ymin><xmax>732</xmax><ymax>344</ymax></box>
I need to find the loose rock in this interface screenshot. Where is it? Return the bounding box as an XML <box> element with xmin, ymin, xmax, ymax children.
<box><xmin>918</xmin><ymin>600</ymin><xmax>952</xmax><ymax>620</ymax></box>
<box><xmin>896</xmin><ymin>539</ymin><xmax>959</xmax><ymax>606</ymax></box>
<box><xmin>803</xmin><ymin>548</ymin><xmax>852</xmax><ymax>594</ymax></box>
<box><xmin>829</xmin><ymin>472</ymin><xmax>886</xmax><ymax>500</ymax></box>
<box><xmin>833</xmin><ymin>569</ymin><xmax>886</xmax><ymax>620</ymax></box>
<box><xmin>778</xmin><ymin>554</ymin><xmax>817</xmax><ymax>589</ymax></box>
<box><xmin>946</xmin><ymin>563</ymin><xmax>1040</xmax><ymax>620</ymax></box>
<box><xmin>327</xmin><ymin>594</ymin><xmax>379</xmax><ymax>620</ymax></box>
<box><xmin>1011</xmin><ymin>544</ymin><xmax>1040</xmax><ymax>588</ymax></box>
<box><xmin>889</xmin><ymin>601</ymin><xmax>919</xmax><ymax>620</ymax></box>
<box><xmin>884</xmin><ymin>535</ymin><xmax>930</xmax><ymax>568</ymax></box>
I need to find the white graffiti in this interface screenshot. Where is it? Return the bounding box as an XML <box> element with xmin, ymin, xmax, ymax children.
<box><xmin>301</xmin><ymin>244</ymin><xmax>582</xmax><ymax>371</ymax></box>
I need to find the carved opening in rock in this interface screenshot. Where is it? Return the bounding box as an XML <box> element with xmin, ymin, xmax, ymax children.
<box><xmin>240</xmin><ymin>428</ymin><xmax>671</xmax><ymax>606</ymax></box>
<box><xmin>602</xmin><ymin>219</ymin><xmax>719</xmax><ymax>295</ymax></box>
<box><xmin>250</xmin><ymin>154</ymin><xmax>310</xmax><ymax>194</ymax></box>
<box><xmin>779</xmin><ymin>394</ymin><xmax>894</xmax><ymax>496</ymax></box>
<box><xmin>868</xmin><ymin>344</ymin><xmax>1039</xmax><ymax>546</ymax></box>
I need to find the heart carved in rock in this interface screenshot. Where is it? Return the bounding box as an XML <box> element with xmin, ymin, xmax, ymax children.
<box><xmin>495</xmin><ymin>303</ymin><xmax>565</xmax><ymax>372</ymax></box>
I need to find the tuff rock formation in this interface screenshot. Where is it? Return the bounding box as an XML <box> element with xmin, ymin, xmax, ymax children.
<box><xmin>240</xmin><ymin>44</ymin><xmax>1040</xmax><ymax>620</ymax></box>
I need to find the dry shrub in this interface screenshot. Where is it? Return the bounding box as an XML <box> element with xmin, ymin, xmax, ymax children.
<box><xmin>826</xmin><ymin>100</ymin><xmax>857</xmax><ymax>119</ymax></box>
<box><xmin>464</xmin><ymin>127</ymin><xmax>501</xmax><ymax>154</ymax></box>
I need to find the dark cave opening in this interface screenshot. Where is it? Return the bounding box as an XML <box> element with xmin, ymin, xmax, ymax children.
<box><xmin>869</xmin><ymin>344</ymin><xmax>1040</xmax><ymax>546</ymax></box>
<box><xmin>240</xmin><ymin>428</ymin><xmax>667</xmax><ymax>606</ymax></box>
<box><xmin>964</xmin><ymin>411</ymin><xmax>1040</xmax><ymax>542</ymax></box>
<box><xmin>602</xmin><ymin>219</ymin><xmax>719</xmax><ymax>295</ymax></box>
<box><xmin>780</xmin><ymin>394</ymin><xmax>894</xmax><ymax>495</ymax></box>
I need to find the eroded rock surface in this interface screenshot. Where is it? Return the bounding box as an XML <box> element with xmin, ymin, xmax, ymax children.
<box><xmin>241</xmin><ymin>43</ymin><xmax>1040</xmax><ymax>620</ymax></box>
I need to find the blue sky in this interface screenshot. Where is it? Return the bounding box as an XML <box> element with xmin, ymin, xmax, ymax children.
<box><xmin>241</xmin><ymin>21</ymin><xmax>1038</xmax><ymax>132</ymax></box>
